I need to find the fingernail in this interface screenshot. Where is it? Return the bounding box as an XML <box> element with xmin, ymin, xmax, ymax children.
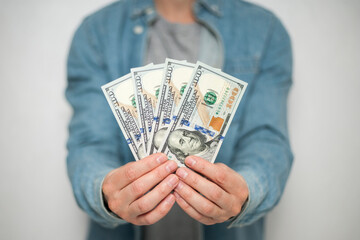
<box><xmin>167</xmin><ymin>175</ymin><xmax>178</xmax><ymax>187</ymax></box>
<box><xmin>186</xmin><ymin>157</ymin><xmax>196</xmax><ymax>167</ymax></box>
<box><xmin>175</xmin><ymin>181</ymin><xmax>184</xmax><ymax>190</ymax></box>
<box><xmin>156</xmin><ymin>154</ymin><xmax>167</xmax><ymax>164</ymax></box>
<box><xmin>165</xmin><ymin>161</ymin><xmax>177</xmax><ymax>173</ymax></box>
<box><xmin>177</xmin><ymin>168</ymin><xmax>188</xmax><ymax>179</ymax></box>
<box><xmin>165</xmin><ymin>194</ymin><xmax>174</xmax><ymax>205</ymax></box>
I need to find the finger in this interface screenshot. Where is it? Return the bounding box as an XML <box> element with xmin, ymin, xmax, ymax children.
<box><xmin>129</xmin><ymin>174</ymin><xmax>179</xmax><ymax>216</ymax></box>
<box><xmin>174</xmin><ymin>192</ymin><xmax>215</xmax><ymax>225</ymax></box>
<box><xmin>176</xmin><ymin>167</ymin><xmax>231</xmax><ymax>209</ymax></box>
<box><xmin>122</xmin><ymin>160</ymin><xmax>178</xmax><ymax>203</ymax></box>
<box><xmin>174</xmin><ymin>181</ymin><xmax>224</xmax><ymax>219</ymax></box>
<box><xmin>184</xmin><ymin>156</ymin><xmax>235</xmax><ymax>192</ymax></box>
<box><xmin>135</xmin><ymin>194</ymin><xmax>176</xmax><ymax>225</ymax></box>
<box><xmin>104</xmin><ymin>153</ymin><xmax>168</xmax><ymax>191</ymax></box>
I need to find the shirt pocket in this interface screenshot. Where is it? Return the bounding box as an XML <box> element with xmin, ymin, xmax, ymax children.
<box><xmin>223</xmin><ymin>56</ymin><xmax>258</xmax><ymax>121</ymax></box>
<box><xmin>224</xmin><ymin>57</ymin><xmax>259</xmax><ymax>82</ymax></box>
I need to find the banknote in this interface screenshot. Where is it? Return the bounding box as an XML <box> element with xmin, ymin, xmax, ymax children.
<box><xmin>131</xmin><ymin>64</ymin><xmax>165</xmax><ymax>154</ymax></box>
<box><xmin>101</xmin><ymin>74</ymin><xmax>146</xmax><ymax>161</ymax></box>
<box><xmin>148</xmin><ymin>59</ymin><xmax>195</xmax><ymax>155</ymax></box>
<box><xmin>157</xmin><ymin>62</ymin><xmax>248</xmax><ymax>166</ymax></box>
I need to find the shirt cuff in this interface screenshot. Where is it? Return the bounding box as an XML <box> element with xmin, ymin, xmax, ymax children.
<box><xmin>95</xmin><ymin>169</ymin><xmax>128</xmax><ymax>227</ymax></box>
<box><xmin>227</xmin><ymin>168</ymin><xmax>265</xmax><ymax>228</ymax></box>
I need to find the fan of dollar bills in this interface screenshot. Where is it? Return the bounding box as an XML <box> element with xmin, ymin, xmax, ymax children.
<box><xmin>102</xmin><ymin>59</ymin><xmax>248</xmax><ymax>167</ymax></box>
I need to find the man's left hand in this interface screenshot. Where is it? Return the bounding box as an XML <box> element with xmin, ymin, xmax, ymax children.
<box><xmin>174</xmin><ymin>156</ymin><xmax>249</xmax><ymax>225</ymax></box>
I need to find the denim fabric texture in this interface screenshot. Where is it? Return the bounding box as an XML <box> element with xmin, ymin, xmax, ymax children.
<box><xmin>66</xmin><ymin>0</ymin><xmax>293</xmax><ymax>239</ymax></box>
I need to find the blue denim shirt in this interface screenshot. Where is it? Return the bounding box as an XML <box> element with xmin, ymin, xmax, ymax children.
<box><xmin>66</xmin><ymin>0</ymin><xmax>293</xmax><ymax>239</ymax></box>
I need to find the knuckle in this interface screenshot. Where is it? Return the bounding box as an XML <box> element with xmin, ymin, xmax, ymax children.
<box><xmin>215</xmin><ymin>170</ymin><xmax>227</xmax><ymax>185</ymax></box>
<box><xmin>141</xmin><ymin>215</ymin><xmax>153</xmax><ymax>225</ymax></box>
<box><xmin>132</xmin><ymin>218</ymin><xmax>146</xmax><ymax>226</ymax></box>
<box><xmin>231</xmin><ymin>204</ymin><xmax>241</xmax><ymax>216</ymax></box>
<box><xmin>181</xmin><ymin>201</ymin><xmax>190</xmax><ymax>210</ymax></box>
<box><xmin>155</xmin><ymin>167</ymin><xmax>165</xmax><ymax>180</ymax></box>
<box><xmin>196</xmin><ymin>215</ymin><xmax>207</xmax><ymax>224</ymax></box>
<box><xmin>180</xmin><ymin>187</ymin><xmax>191</xmax><ymax>200</ymax></box>
<box><xmin>190</xmin><ymin>175</ymin><xmax>200</xmax><ymax>186</ymax></box>
<box><xmin>216</xmin><ymin>163</ymin><xmax>229</xmax><ymax>170</ymax></box>
<box><xmin>216</xmin><ymin>162</ymin><xmax>226</xmax><ymax>168</ymax></box>
<box><xmin>158</xmin><ymin>182</ymin><xmax>168</xmax><ymax>196</ymax></box>
<box><xmin>121</xmin><ymin>211</ymin><xmax>129</xmax><ymax>220</ymax></box>
<box><xmin>131</xmin><ymin>221</ymin><xmax>142</xmax><ymax>226</ymax></box>
<box><xmin>145</xmin><ymin>156</ymin><xmax>156</xmax><ymax>169</ymax></box>
<box><xmin>176</xmin><ymin>195</ymin><xmax>190</xmax><ymax>209</ymax></box>
<box><xmin>125</xmin><ymin>164</ymin><xmax>137</xmax><ymax>181</ymax></box>
<box><xmin>158</xmin><ymin>153</ymin><xmax>167</xmax><ymax>159</ymax></box>
<box><xmin>107</xmin><ymin>199</ymin><xmax>117</xmax><ymax>212</ymax></box>
<box><xmin>131</xmin><ymin>181</ymin><xmax>144</xmax><ymax>195</ymax></box>
<box><xmin>158</xmin><ymin>204</ymin><xmax>168</xmax><ymax>216</ymax></box>
<box><xmin>210</xmin><ymin>188</ymin><xmax>223</xmax><ymax>202</ymax></box>
<box><xmin>218</xmin><ymin>216</ymin><xmax>228</xmax><ymax>223</ymax></box>
<box><xmin>202</xmin><ymin>218</ymin><xmax>215</xmax><ymax>225</ymax></box>
<box><xmin>197</xmin><ymin>161</ymin><xmax>206</xmax><ymax>172</ymax></box>
<box><xmin>137</xmin><ymin>199</ymin><xmax>150</xmax><ymax>213</ymax></box>
<box><xmin>102</xmin><ymin>182</ymin><xmax>113</xmax><ymax>196</ymax></box>
<box><xmin>201</xmin><ymin>202</ymin><xmax>214</xmax><ymax>216</ymax></box>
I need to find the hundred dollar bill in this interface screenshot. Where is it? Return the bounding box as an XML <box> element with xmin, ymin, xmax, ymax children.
<box><xmin>149</xmin><ymin>59</ymin><xmax>195</xmax><ymax>155</ymax></box>
<box><xmin>131</xmin><ymin>64</ymin><xmax>164</xmax><ymax>154</ymax></box>
<box><xmin>101</xmin><ymin>74</ymin><xmax>146</xmax><ymax>161</ymax></box>
<box><xmin>158</xmin><ymin>62</ymin><xmax>248</xmax><ymax>166</ymax></box>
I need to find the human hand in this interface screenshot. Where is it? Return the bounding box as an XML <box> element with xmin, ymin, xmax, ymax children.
<box><xmin>174</xmin><ymin>156</ymin><xmax>249</xmax><ymax>225</ymax></box>
<box><xmin>102</xmin><ymin>153</ymin><xmax>179</xmax><ymax>225</ymax></box>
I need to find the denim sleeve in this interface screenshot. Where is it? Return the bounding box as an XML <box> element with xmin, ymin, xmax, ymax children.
<box><xmin>65</xmin><ymin>18</ymin><xmax>127</xmax><ymax>228</ymax></box>
<box><xmin>228</xmin><ymin>16</ymin><xmax>293</xmax><ymax>228</ymax></box>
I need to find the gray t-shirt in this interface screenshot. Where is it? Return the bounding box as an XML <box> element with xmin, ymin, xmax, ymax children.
<box><xmin>144</xmin><ymin>16</ymin><xmax>222</xmax><ymax>68</ymax></box>
<box><xmin>144</xmin><ymin>16</ymin><xmax>201</xmax><ymax>65</ymax></box>
<box><xmin>142</xmin><ymin>16</ymin><xmax>221</xmax><ymax>240</ymax></box>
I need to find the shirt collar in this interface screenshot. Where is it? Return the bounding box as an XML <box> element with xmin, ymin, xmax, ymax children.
<box><xmin>130</xmin><ymin>0</ymin><xmax>223</xmax><ymax>19</ymax></box>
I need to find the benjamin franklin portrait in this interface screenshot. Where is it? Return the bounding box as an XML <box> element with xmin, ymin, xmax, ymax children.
<box><xmin>153</xmin><ymin>128</ymin><xmax>220</xmax><ymax>163</ymax></box>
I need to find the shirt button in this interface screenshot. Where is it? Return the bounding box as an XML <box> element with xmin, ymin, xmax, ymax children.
<box><xmin>133</xmin><ymin>25</ymin><xmax>143</xmax><ymax>35</ymax></box>
<box><xmin>211</xmin><ymin>5</ymin><xmax>218</xmax><ymax>11</ymax></box>
<box><xmin>145</xmin><ymin>8</ymin><xmax>154</xmax><ymax>15</ymax></box>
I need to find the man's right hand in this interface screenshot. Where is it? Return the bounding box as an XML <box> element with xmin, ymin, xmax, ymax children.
<box><xmin>102</xmin><ymin>153</ymin><xmax>179</xmax><ymax>225</ymax></box>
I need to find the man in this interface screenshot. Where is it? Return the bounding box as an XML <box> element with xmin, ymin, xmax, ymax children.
<box><xmin>66</xmin><ymin>0</ymin><xmax>293</xmax><ymax>239</ymax></box>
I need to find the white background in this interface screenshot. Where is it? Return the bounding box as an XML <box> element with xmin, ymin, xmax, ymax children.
<box><xmin>0</xmin><ymin>0</ymin><xmax>359</xmax><ymax>239</ymax></box>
